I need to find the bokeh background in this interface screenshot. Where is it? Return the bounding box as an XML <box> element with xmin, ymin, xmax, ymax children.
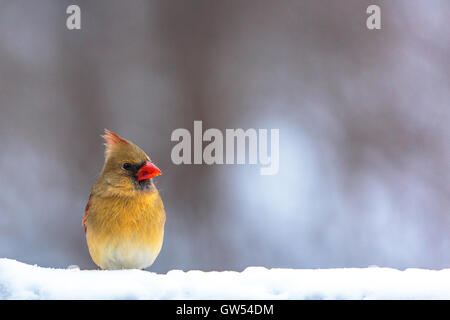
<box><xmin>0</xmin><ymin>0</ymin><xmax>449</xmax><ymax>273</ymax></box>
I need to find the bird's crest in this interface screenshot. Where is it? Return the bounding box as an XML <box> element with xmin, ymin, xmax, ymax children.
<box><xmin>102</xmin><ymin>129</ymin><xmax>129</xmax><ymax>150</ymax></box>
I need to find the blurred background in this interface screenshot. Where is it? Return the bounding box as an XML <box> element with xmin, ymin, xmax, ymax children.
<box><xmin>0</xmin><ymin>0</ymin><xmax>449</xmax><ymax>273</ymax></box>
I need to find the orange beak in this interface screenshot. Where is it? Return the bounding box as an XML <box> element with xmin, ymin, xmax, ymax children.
<box><xmin>137</xmin><ymin>161</ymin><xmax>162</xmax><ymax>181</ymax></box>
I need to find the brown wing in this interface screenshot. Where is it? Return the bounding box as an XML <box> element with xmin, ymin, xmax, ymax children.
<box><xmin>82</xmin><ymin>194</ymin><xmax>92</xmax><ymax>233</ymax></box>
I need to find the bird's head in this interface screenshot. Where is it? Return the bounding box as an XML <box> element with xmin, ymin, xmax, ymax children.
<box><xmin>98</xmin><ymin>129</ymin><xmax>162</xmax><ymax>196</ymax></box>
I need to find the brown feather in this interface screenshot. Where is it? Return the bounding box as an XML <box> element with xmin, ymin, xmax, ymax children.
<box><xmin>82</xmin><ymin>194</ymin><xmax>92</xmax><ymax>233</ymax></box>
<box><xmin>102</xmin><ymin>129</ymin><xmax>129</xmax><ymax>149</ymax></box>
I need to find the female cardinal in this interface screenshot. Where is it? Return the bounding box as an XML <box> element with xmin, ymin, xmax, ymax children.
<box><xmin>83</xmin><ymin>129</ymin><xmax>165</xmax><ymax>270</ymax></box>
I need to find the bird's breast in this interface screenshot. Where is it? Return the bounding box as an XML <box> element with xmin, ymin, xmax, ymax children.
<box><xmin>86</xmin><ymin>191</ymin><xmax>165</xmax><ymax>270</ymax></box>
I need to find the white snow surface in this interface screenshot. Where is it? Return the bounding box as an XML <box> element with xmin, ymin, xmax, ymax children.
<box><xmin>1</xmin><ymin>258</ymin><xmax>450</xmax><ymax>299</ymax></box>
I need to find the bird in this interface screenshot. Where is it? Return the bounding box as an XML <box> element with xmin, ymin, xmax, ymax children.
<box><xmin>82</xmin><ymin>129</ymin><xmax>165</xmax><ymax>270</ymax></box>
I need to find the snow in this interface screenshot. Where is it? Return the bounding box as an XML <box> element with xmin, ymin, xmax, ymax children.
<box><xmin>1</xmin><ymin>258</ymin><xmax>450</xmax><ymax>299</ymax></box>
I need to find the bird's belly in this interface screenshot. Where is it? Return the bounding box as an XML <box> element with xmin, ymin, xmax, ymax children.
<box><xmin>102</xmin><ymin>243</ymin><xmax>158</xmax><ymax>270</ymax></box>
<box><xmin>87</xmin><ymin>230</ymin><xmax>163</xmax><ymax>270</ymax></box>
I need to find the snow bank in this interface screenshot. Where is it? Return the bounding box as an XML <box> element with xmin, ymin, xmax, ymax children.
<box><xmin>1</xmin><ymin>258</ymin><xmax>450</xmax><ymax>299</ymax></box>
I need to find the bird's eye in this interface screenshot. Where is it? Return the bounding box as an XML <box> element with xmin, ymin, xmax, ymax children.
<box><xmin>122</xmin><ymin>162</ymin><xmax>132</xmax><ymax>170</ymax></box>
